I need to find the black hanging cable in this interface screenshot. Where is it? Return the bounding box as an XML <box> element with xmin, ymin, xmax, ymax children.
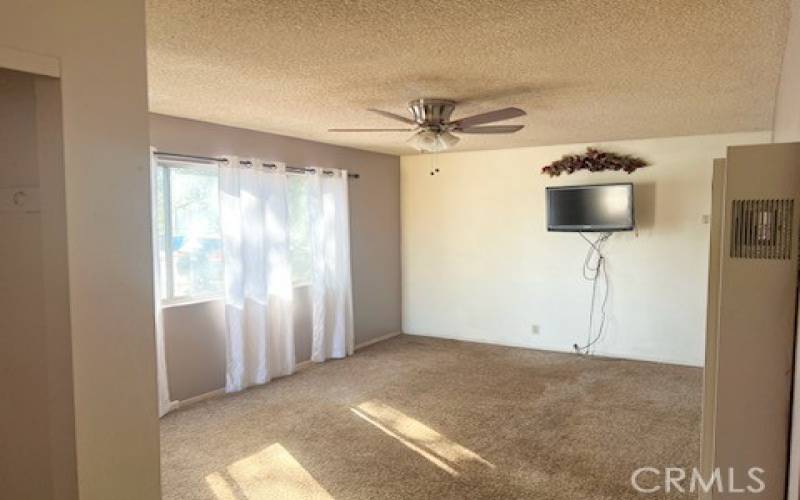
<box><xmin>574</xmin><ymin>232</ymin><xmax>612</xmax><ymax>355</ymax></box>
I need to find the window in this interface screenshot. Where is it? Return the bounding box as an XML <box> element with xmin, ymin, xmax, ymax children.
<box><xmin>287</xmin><ymin>175</ymin><xmax>312</xmax><ymax>285</ymax></box>
<box><xmin>156</xmin><ymin>161</ymin><xmax>224</xmax><ymax>301</ymax></box>
<box><xmin>155</xmin><ymin>160</ymin><xmax>314</xmax><ymax>302</ymax></box>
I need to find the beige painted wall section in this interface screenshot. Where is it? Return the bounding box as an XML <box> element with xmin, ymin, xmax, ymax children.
<box><xmin>401</xmin><ymin>132</ymin><xmax>770</xmax><ymax>366</ymax></box>
<box><xmin>0</xmin><ymin>69</ymin><xmax>56</xmax><ymax>499</ymax></box>
<box><xmin>699</xmin><ymin>158</ymin><xmax>725</xmax><ymax>500</ymax></box>
<box><xmin>150</xmin><ymin>114</ymin><xmax>402</xmax><ymax>400</ymax></box>
<box><xmin>1</xmin><ymin>2</ymin><xmax>159</xmax><ymax>499</ymax></box>
<box><xmin>773</xmin><ymin>2</ymin><xmax>800</xmax><ymax>491</ymax></box>
<box><xmin>0</xmin><ymin>68</ymin><xmax>76</xmax><ymax>500</ymax></box>
<box><xmin>774</xmin><ymin>0</ymin><xmax>800</xmax><ymax>142</ymax></box>
<box><xmin>712</xmin><ymin>143</ymin><xmax>800</xmax><ymax>499</ymax></box>
<box><xmin>34</xmin><ymin>74</ymin><xmax>77</xmax><ymax>500</ymax></box>
<box><xmin>161</xmin><ymin>300</ymin><xmax>226</xmax><ymax>401</ymax></box>
<box><xmin>162</xmin><ymin>288</ymin><xmax>313</xmax><ymax>401</ymax></box>
<box><xmin>790</xmin><ymin>292</ymin><xmax>800</xmax><ymax>500</ymax></box>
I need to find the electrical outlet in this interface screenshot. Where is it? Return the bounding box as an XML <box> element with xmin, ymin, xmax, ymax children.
<box><xmin>531</xmin><ymin>324</ymin><xmax>540</xmax><ymax>335</ymax></box>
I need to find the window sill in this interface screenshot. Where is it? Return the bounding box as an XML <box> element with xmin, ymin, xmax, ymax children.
<box><xmin>161</xmin><ymin>295</ymin><xmax>223</xmax><ymax>308</ymax></box>
<box><xmin>161</xmin><ymin>283</ymin><xmax>311</xmax><ymax>309</ymax></box>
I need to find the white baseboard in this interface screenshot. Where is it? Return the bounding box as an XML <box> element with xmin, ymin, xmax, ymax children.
<box><xmin>171</xmin><ymin>329</ymin><xmax>694</xmax><ymax>414</ymax></box>
<box><xmin>403</xmin><ymin>331</ymin><xmax>703</xmax><ymax>368</ymax></box>
<box><xmin>355</xmin><ymin>330</ymin><xmax>402</xmax><ymax>351</ymax></box>
<box><xmin>173</xmin><ymin>335</ymin><xmax>402</xmax><ymax>411</ymax></box>
<box><xmin>176</xmin><ymin>362</ymin><xmax>312</xmax><ymax>410</ymax></box>
<box><xmin>170</xmin><ymin>346</ymin><xmax>382</xmax><ymax>411</ymax></box>
<box><xmin>177</xmin><ymin>388</ymin><xmax>225</xmax><ymax>409</ymax></box>
<box><xmin>295</xmin><ymin>359</ymin><xmax>312</xmax><ymax>371</ymax></box>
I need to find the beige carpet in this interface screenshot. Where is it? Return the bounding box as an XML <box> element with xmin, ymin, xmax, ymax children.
<box><xmin>161</xmin><ymin>335</ymin><xmax>701</xmax><ymax>499</ymax></box>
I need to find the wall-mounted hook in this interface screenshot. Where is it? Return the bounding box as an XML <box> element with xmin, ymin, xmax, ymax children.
<box><xmin>1</xmin><ymin>187</ymin><xmax>40</xmax><ymax>213</ymax></box>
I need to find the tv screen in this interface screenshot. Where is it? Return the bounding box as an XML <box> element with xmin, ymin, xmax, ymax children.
<box><xmin>547</xmin><ymin>183</ymin><xmax>634</xmax><ymax>232</ymax></box>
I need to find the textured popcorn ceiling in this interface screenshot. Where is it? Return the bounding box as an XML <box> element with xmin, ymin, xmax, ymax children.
<box><xmin>147</xmin><ymin>0</ymin><xmax>790</xmax><ymax>155</ymax></box>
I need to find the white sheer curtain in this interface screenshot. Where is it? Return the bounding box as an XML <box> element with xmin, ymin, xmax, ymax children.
<box><xmin>150</xmin><ymin>148</ymin><xmax>178</xmax><ymax>417</ymax></box>
<box><xmin>308</xmin><ymin>168</ymin><xmax>354</xmax><ymax>362</ymax></box>
<box><xmin>220</xmin><ymin>158</ymin><xmax>295</xmax><ymax>393</ymax></box>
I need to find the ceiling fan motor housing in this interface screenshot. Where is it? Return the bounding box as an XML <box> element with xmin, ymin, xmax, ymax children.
<box><xmin>408</xmin><ymin>98</ymin><xmax>456</xmax><ymax>131</ymax></box>
<box><xmin>328</xmin><ymin>99</ymin><xmax>525</xmax><ymax>152</ymax></box>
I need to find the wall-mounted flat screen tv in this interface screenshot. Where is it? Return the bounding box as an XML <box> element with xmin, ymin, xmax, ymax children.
<box><xmin>546</xmin><ymin>183</ymin><xmax>635</xmax><ymax>232</ymax></box>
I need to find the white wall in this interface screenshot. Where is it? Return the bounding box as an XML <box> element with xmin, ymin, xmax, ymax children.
<box><xmin>1</xmin><ymin>2</ymin><xmax>159</xmax><ymax>499</ymax></box>
<box><xmin>401</xmin><ymin>132</ymin><xmax>770</xmax><ymax>367</ymax></box>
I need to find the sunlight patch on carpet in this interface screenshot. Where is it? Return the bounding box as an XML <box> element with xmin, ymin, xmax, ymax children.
<box><xmin>352</xmin><ymin>399</ymin><xmax>494</xmax><ymax>476</ymax></box>
<box><xmin>205</xmin><ymin>443</ymin><xmax>332</xmax><ymax>500</ymax></box>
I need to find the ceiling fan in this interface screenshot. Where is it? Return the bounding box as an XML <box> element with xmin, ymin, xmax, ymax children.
<box><xmin>329</xmin><ymin>98</ymin><xmax>526</xmax><ymax>152</ymax></box>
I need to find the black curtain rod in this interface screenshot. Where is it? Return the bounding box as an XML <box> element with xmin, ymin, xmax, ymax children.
<box><xmin>153</xmin><ymin>151</ymin><xmax>360</xmax><ymax>179</ymax></box>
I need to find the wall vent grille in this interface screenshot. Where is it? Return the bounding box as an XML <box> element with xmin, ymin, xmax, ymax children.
<box><xmin>730</xmin><ymin>199</ymin><xmax>794</xmax><ymax>259</ymax></box>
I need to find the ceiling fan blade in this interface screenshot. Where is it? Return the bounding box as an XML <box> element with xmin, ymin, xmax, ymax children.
<box><xmin>366</xmin><ymin>108</ymin><xmax>417</xmax><ymax>125</ymax></box>
<box><xmin>328</xmin><ymin>128</ymin><xmax>413</xmax><ymax>132</ymax></box>
<box><xmin>451</xmin><ymin>107</ymin><xmax>526</xmax><ymax>128</ymax></box>
<box><xmin>456</xmin><ymin>125</ymin><xmax>525</xmax><ymax>134</ymax></box>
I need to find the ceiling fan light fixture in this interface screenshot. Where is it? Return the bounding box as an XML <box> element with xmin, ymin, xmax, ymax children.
<box><xmin>407</xmin><ymin>130</ymin><xmax>460</xmax><ymax>153</ymax></box>
<box><xmin>407</xmin><ymin>130</ymin><xmax>437</xmax><ymax>152</ymax></box>
<box><xmin>439</xmin><ymin>130</ymin><xmax>460</xmax><ymax>149</ymax></box>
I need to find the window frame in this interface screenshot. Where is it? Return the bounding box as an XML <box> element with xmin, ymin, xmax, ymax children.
<box><xmin>155</xmin><ymin>158</ymin><xmax>314</xmax><ymax>307</ymax></box>
<box><xmin>156</xmin><ymin>159</ymin><xmax>225</xmax><ymax>306</ymax></box>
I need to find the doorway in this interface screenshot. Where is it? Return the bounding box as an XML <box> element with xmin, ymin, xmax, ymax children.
<box><xmin>0</xmin><ymin>67</ymin><xmax>76</xmax><ymax>499</ymax></box>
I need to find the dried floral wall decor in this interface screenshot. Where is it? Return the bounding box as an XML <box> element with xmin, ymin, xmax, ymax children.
<box><xmin>541</xmin><ymin>148</ymin><xmax>648</xmax><ymax>177</ymax></box>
